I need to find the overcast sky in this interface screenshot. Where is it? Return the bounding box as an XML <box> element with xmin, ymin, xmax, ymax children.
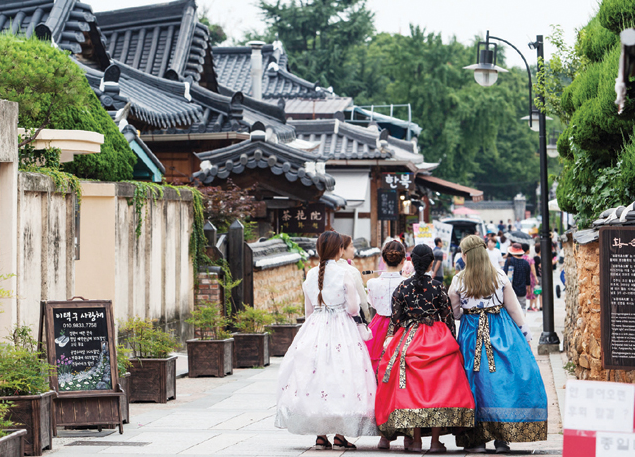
<box><xmin>89</xmin><ymin>0</ymin><xmax>599</xmax><ymax>69</ymax></box>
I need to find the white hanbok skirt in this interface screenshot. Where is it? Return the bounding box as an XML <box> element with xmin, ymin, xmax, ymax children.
<box><xmin>274</xmin><ymin>303</ymin><xmax>378</xmax><ymax>436</ymax></box>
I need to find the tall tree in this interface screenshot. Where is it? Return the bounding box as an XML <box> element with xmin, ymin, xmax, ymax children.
<box><xmin>255</xmin><ymin>0</ymin><xmax>374</xmax><ymax>94</ymax></box>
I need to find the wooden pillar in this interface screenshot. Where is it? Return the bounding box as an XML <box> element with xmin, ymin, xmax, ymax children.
<box><xmin>370</xmin><ymin>170</ymin><xmax>379</xmax><ymax>248</ymax></box>
<box><xmin>227</xmin><ymin>220</ymin><xmax>244</xmax><ymax>312</ymax></box>
<box><xmin>422</xmin><ymin>195</ymin><xmax>431</xmax><ymax>223</ymax></box>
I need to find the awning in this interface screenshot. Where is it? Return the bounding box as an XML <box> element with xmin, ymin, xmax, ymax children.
<box><xmin>328</xmin><ymin>169</ymin><xmax>370</xmax><ymax>208</ymax></box>
<box><xmin>416</xmin><ymin>174</ymin><xmax>484</xmax><ymax>202</ymax></box>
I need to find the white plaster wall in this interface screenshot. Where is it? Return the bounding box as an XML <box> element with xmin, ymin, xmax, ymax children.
<box><xmin>163</xmin><ymin>201</ymin><xmax>177</xmax><ymax>321</ymax></box>
<box><xmin>115</xmin><ymin>198</ymin><xmax>131</xmax><ymax>325</ymax></box>
<box><xmin>149</xmin><ymin>200</ymin><xmax>164</xmax><ymax>320</ymax></box>
<box><xmin>17</xmin><ymin>192</ymin><xmax>44</xmax><ymax>328</ymax></box>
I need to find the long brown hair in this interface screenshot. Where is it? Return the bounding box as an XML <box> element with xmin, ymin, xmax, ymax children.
<box><xmin>457</xmin><ymin>235</ymin><xmax>500</xmax><ymax>298</ymax></box>
<box><xmin>341</xmin><ymin>234</ymin><xmax>353</xmax><ymax>250</ymax></box>
<box><xmin>316</xmin><ymin>231</ymin><xmax>343</xmax><ymax>305</ymax></box>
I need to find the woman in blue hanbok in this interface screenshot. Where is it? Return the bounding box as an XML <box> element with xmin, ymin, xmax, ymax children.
<box><xmin>448</xmin><ymin>235</ymin><xmax>548</xmax><ymax>454</ymax></box>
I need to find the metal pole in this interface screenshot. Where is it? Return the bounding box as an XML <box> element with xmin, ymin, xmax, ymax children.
<box><xmin>536</xmin><ymin>35</ymin><xmax>560</xmax><ymax>351</ymax></box>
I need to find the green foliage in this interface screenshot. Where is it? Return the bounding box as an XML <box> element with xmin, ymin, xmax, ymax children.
<box><xmin>19</xmin><ymin>140</ymin><xmax>61</xmax><ymax>169</ymax></box>
<box><xmin>0</xmin><ymin>34</ymin><xmax>88</xmax><ymax>145</ymax></box>
<box><xmin>57</xmin><ymin>84</ymin><xmax>137</xmax><ymax>182</ymax></box>
<box><xmin>190</xmin><ymin>188</ymin><xmax>212</xmax><ymax>282</ymax></box>
<box><xmin>271</xmin><ymin>233</ymin><xmax>308</xmax><ymax>269</ymax></box>
<box><xmin>124</xmin><ymin>181</ymin><xmax>164</xmax><ymax>238</ymax></box>
<box><xmin>198</xmin><ymin>5</ymin><xmax>227</xmax><ymax>45</ymax></box>
<box><xmin>118</xmin><ymin>317</ymin><xmax>178</xmax><ymax>359</ymax></box>
<box><xmin>20</xmin><ymin>165</ymin><xmax>82</xmax><ymax>204</ymax></box>
<box><xmin>252</xmin><ymin>0</ymin><xmax>375</xmax><ymax>95</ymax></box>
<box><xmin>185</xmin><ymin>301</ymin><xmax>231</xmax><ymax>340</ymax></box>
<box><xmin>0</xmin><ymin>274</ymin><xmax>16</xmax><ymax>302</ymax></box>
<box><xmin>0</xmin><ymin>343</ymin><xmax>53</xmax><ymax>396</ymax></box>
<box><xmin>0</xmin><ymin>401</ymin><xmax>14</xmax><ymax>436</ymax></box>
<box><xmin>116</xmin><ymin>344</ymin><xmax>132</xmax><ymax>377</ymax></box>
<box><xmin>213</xmin><ymin>260</ymin><xmax>242</xmax><ymax>317</ymax></box>
<box><xmin>4</xmin><ymin>325</ymin><xmax>38</xmax><ymax>352</ymax></box>
<box><xmin>233</xmin><ymin>306</ymin><xmax>274</xmax><ymax>333</ymax></box>
<box><xmin>598</xmin><ymin>0</ymin><xmax>635</xmax><ymax>34</ymax></box>
<box><xmin>271</xmin><ymin>303</ymin><xmax>303</xmax><ymax>325</ymax></box>
<box><xmin>550</xmin><ymin>3</ymin><xmax>635</xmax><ymax>227</ymax></box>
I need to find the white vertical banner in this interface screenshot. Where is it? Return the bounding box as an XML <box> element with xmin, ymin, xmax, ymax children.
<box><xmin>433</xmin><ymin>221</ymin><xmax>453</xmax><ymax>268</ymax></box>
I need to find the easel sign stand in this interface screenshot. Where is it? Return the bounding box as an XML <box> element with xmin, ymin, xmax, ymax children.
<box><xmin>38</xmin><ymin>298</ymin><xmax>124</xmax><ymax>434</ymax></box>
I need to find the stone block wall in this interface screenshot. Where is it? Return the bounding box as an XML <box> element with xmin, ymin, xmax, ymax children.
<box><xmin>564</xmin><ymin>237</ymin><xmax>635</xmax><ymax>383</ymax></box>
<box><xmin>305</xmin><ymin>254</ymin><xmax>380</xmax><ymax>286</ymax></box>
<box><xmin>253</xmin><ymin>263</ymin><xmax>304</xmax><ymax>311</ymax></box>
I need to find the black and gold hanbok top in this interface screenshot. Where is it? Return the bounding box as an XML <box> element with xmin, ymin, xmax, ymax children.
<box><xmin>387</xmin><ymin>275</ymin><xmax>455</xmax><ymax>338</ymax></box>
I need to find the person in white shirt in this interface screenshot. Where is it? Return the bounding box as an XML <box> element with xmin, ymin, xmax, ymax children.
<box><xmin>498</xmin><ymin>234</ymin><xmax>511</xmax><ymax>257</ymax></box>
<box><xmin>486</xmin><ymin>237</ymin><xmax>504</xmax><ymax>269</ymax></box>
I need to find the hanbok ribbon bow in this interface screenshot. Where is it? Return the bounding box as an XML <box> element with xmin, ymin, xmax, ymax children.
<box><xmin>463</xmin><ymin>304</ymin><xmax>504</xmax><ymax>373</ymax></box>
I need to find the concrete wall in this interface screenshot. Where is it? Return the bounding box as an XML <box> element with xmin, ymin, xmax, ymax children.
<box><xmin>75</xmin><ymin>182</ymin><xmax>194</xmax><ymax>345</ymax></box>
<box><xmin>563</xmin><ymin>236</ymin><xmax>635</xmax><ymax>383</ymax></box>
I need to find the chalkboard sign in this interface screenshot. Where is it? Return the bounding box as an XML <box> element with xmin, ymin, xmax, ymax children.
<box><xmin>40</xmin><ymin>300</ymin><xmax>119</xmax><ymax>395</ymax></box>
<box><xmin>378</xmin><ymin>189</ymin><xmax>398</xmax><ymax>221</ymax></box>
<box><xmin>600</xmin><ymin>227</ymin><xmax>635</xmax><ymax>370</ymax></box>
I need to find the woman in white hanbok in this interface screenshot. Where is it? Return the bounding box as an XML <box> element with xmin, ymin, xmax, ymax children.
<box><xmin>275</xmin><ymin>231</ymin><xmax>378</xmax><ymax>450</ymax></box>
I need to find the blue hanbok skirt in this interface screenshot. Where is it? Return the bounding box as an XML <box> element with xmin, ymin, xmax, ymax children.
<box><xmin>455</xmin><ymin>307</ymin><xmax>548</xmax><ymax>447</ymax></box>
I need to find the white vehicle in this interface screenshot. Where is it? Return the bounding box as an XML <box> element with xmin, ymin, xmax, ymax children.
<box><xmin>519</xmin><ymin>218</ymin><xmax>540</xmax><ymax>235</ymax></box>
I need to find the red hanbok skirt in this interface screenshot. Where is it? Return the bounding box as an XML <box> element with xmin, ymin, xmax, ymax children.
<box><xmin>375</xmin><ymin>321</ymin><xmax>475</xmax><ymax>439</ymax></box>
<box><xmin>365</xmin><ymin>314</ymin><xmax>391</xmax><ymax>373</ymax></box>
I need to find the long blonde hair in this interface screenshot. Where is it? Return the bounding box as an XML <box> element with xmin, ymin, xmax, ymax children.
<box><xmin>457</xmin><ymin>235</ymin><xmax>501</xmax><ymax>298</ymax></box>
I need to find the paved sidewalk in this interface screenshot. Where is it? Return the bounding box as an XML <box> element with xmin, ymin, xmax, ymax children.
<box><xmin>44</xmin><ymin>284</ymin><xmax>569</xmax><ymax>456</ymax></box>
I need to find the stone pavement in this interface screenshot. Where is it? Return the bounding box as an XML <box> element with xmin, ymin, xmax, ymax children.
<box><xmin>44</xmin><ymin>281</ymin><xmax>569</xmax><ymax>456</ymax></box>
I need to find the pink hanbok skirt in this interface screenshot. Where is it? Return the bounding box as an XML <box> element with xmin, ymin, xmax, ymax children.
<box><xmin>365</xmin><ymin>314</ymin><xmax>391</xmax><ymax>374</ymax></box>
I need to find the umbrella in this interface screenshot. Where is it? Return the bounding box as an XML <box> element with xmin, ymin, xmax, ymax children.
<box><xmin>452</xmin><ymin>206</ymin><xmax>479</xmax><ymax>215</ymax></box>
<box><xmin>508</xmin><ymin>230</ymin><xmax>532</xmax><ymax>243</ymax></box>
<box><xmin>548</xmin><ymin>199</ymin><xmax>560</xmax><ymax>212</ymax></box>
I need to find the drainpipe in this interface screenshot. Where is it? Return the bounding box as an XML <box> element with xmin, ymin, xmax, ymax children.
<box><xmin>247</xmin><ymin>41</ymin><xmax>265</xmax><ymax>101</ymax></box>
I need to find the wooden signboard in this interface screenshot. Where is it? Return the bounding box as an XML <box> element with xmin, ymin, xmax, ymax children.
<box><xmin>599</xmin><ymin>227</ymin><xmax>635</xmax><ymax>370</ymax></box>
<box><xmin>377</xmin><ymin>189</ymin><xmax>398</xmax><ymax>221</ymax></box>
<box><xmin>39</xmin><ymin>299</ymin><xmax>124</xmax><ymax>433</ymax></box>
<box><xmin>278</xmin><ymin>203</ymin><xmax>326</xmax><ymax>233</ymax></box>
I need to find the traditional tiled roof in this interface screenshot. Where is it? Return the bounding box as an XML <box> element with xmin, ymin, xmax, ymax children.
<box><xmin>284</xmin><ymin>97</ymin><xmax>353</xmax><ymax>119</ymax></box>
<box><xmin>80</xmin><ymin>61</ymin><xmax>202</xmax><ymax>129</ymax></box>
<box><xmin>213</xmin><ymin>42</ymin><xmax>329</xmax><ymax>99</ymax></box>
<box><xmin>193</xmin><ymin>137</ymin><xmax>334</xmax><ymax>192</ymax></box>
<box><xmin>121</xmin><ymin>124</ymin><xmax>166</xmax><ymax>175</ymax></box>
<box><xmin>289</xmin><ymin>118</ymin><xmax>394</xmax><ymax>160</ymax></box>
<box><xmin>0</xmin><ymin>0</ymin><xmax>110</xmax><ymax>69</ymax></box>
<box><xmin>95</xmin><ymin>0</ymin><xmax>217</xmax><ymax>88</ymax></box>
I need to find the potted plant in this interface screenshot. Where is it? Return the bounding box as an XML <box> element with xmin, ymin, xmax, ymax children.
<box><xmin>116</xmin><ymin>345</ymin><xmax>132</xmax><ymax>423</ymax></box>
<box><xmin>186</xmin><ymin>301</ymin><xmax>234</xmax><ymax>378</ymax></box>
<box><xmin>119</xmin><ymin>317</ymin><xmax>179</xmax><ymax>403</ymax></box>
<box><xmin>232</xmin><ymin>306</ymin><xmax>274</xmax><ymax>368</ymax></box>
<box><xmin>0</xmin><ymin>326</ymin><xmax>55</xmax><ymax>456</ymax></box>
<box><xmin>265</xmin><ymin>300</ymin><xmax>303</xmax><ymax>357</ymax></box>
<box><xmin>0</xmin><ymin>401</ymin><xmax>27</xmax><ymax>457</ymax></box>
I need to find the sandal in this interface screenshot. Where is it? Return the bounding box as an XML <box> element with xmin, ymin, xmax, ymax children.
<box><xmin>315</xmin><ymin>436</ymin><xmax>332</xmax><ymax>450</ymax></box>
<box><xmin>429</xmin><ymin>442</ymin><xmax>447</xmax><ymax>454</ymax></box>
<box><xmin>333</xmin><ymin>436</ymin><xmax>357</xmax><ymax>450</ymax></box>
<box><xmin>377</xmin><ymin>436</ymin><xmax>391</xmax><ymax>449</ymax></box>
<box><xmin>403</xmin><ymin>436</ymin><xmax>422</xmax><ymax>452</ymax></box>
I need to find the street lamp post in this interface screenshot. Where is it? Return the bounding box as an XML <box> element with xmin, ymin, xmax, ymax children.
<box><xmin>464</xmin><ymin>31</ymin><xmax>561</xmax><ymax>354</ymax></box>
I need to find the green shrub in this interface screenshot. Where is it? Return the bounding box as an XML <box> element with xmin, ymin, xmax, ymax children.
<box><xmin>0</xmin><ymin>401</ymin><xmax>14</xmax><ymax>437</ymax></box>
<box><xmin>119</xmin><ymin>317</ymin><xmax>179</xmax><ymax>358</ymax></box>
<box><xmin>116</xmin><ymin>344</ymin><xmax>132</xmax><ymax>377</ymax></box>
<box><xmin>271</xmin><ymin>303</ymin><xmax>303</xmax><ymax>325</ymax></box>
<box><xmin>598</xmin><ymin>0</ymin><xmax>635</xmax><ymax>34</ymax></box>
<box><xmin>577</xmin><ymin>15</ymin><xmax>618</xmax><ymax>62</ymax></box>
<box><xmin>0</xmin><ymin>344</ymin><xmax>53</xmax><ymax>396</ymax></box>
<box><xmin>186</xmin><ymin>301</ymin><xmax>232</xmax><ymax>340</ymax></box>
<box><xmin>233</xmin><ymin>307</ymin><xmax>274</xmax><ymax>334</ymax></box>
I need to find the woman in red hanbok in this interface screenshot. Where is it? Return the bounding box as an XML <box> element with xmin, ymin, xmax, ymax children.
<box><xmin>375</xmin><ymin>244</ymin><xmax>475</xmax><ymax>453</ymax></box>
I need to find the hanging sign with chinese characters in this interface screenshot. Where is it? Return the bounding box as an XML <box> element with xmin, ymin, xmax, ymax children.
<box><xmin>599</xmin><ymin>226</ymin><xmax>635</xmax><ymax>370</ymax></box>
<box><xmin>278</xmin><ymin>203</ymin><xmax>326</xmax><ymax>233</ymax></box>
<box><xmin>381</xmin><ymin>172</ymin><xmax>414</xmax><ymax>191</ymax></box>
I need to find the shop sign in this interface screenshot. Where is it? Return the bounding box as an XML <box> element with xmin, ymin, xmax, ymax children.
<box><xmin>279</xmin><ymin>203</ymin><xmax>326</xmax><ymax>233</ymax></box>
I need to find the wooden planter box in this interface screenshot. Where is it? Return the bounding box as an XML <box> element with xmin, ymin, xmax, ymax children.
<box><xmin>232</xmin><ymin>333</ymin><xmax>270</xmax><ymax>368</ymax></box>
<box><xmin>0</xmin><ymin>430</ymin><xmax>27</xmax><ymax>457</ymax></box>
<box><xmin>187</xmin><ymin>338</ymin><xmax>233</xmax><ymax>378</ymax></box>
<box><xmin>55</xmin><ymin>392</ymin><xmax>124</xmax><ymax>434</ymax></box>
<box><xmin>119</xmin><ymin>373</ymin><xmax>130</xmax><ymax>424</ymax></box>
<box><xmin>0</xmin><ymin>391</ymin><xmax>55</xmax><ymax>456</ymax></box>
<box><xmin>128</xmin><ymin>356</ymin><xmax>177</xmax><ymax>403</ymax></box>
<box><xmin>265</xmin><ymin>324</ymin><xmax>302</xmax><ymax>356</ymax></box>
<box><xmin>296</xmin><ymin>317</ymin><xmax>306</xmax><ymax>324</ymax></box>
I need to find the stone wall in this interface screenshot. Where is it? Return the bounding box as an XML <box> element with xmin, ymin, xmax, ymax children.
<box><xmin>253</xmin><ymin>263</ymin><xmax>304</xmax><ymax>311</ymax></box>
<box><xmin>564</xmin><ymin>236</ymin><xmax>635</xmax><ymax>383</ymax></box>
<box><xmin>305</xmin><ymin>254</ymin><xmax>380</xmax><ymax>286</ymax></box>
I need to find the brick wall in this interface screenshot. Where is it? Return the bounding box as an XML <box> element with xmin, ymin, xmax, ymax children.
<box><xmin>253</xmin><ymin>263</ymin><xmax>304</xmax><ymax>311</ymax></box>
<box><xmin>195</xmin><ymin>272</ymin><xmax>221</xmax><ymax>308</ymax></box>
<box><xmin>564</xmin><ymin>238</ymin><xmax>635</xmax><ymax>383</ymax></box>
